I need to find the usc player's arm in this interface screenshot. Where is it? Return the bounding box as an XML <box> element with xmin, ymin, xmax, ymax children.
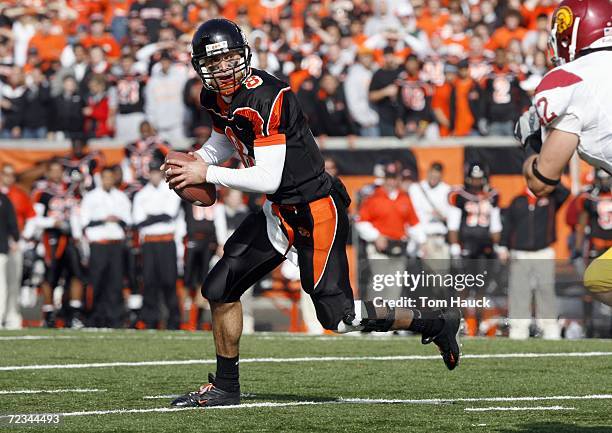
<box><xmin>523</xmin><ymin>69</ymin><xmax>583</xmax><ymax>197</ymax></box>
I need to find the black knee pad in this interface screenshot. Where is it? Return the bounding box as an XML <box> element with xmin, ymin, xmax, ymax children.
<box><xmin>201</xmin><ymin>260</ymin><xmax>232</xmax><ymax>303</ymax></box>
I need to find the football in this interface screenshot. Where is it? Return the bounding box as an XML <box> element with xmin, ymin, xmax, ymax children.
<box><xmin>165</xmin><ymin>150</ymin><xmax>217</xmax><ymax>207</ymax></box>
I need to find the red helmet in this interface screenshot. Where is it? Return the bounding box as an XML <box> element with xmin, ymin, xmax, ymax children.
<box><xmin>549</xmin><ymin>0</ymin><xmax>612</xmax><ymax>65</ymax></box>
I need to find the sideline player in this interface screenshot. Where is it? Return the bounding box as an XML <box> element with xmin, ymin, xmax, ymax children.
<box><xmin>515</xmin><ymin>0</ymin><xmax>612</xmax><ymax>308</ymax></box>
<box><xmin>163</xmin><ymin>19</ymin><xmax>462</xmax><ymax>407</ymax></box>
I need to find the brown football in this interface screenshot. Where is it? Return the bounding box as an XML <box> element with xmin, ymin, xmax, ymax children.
<box><xmin>165</xmin><ymin>151</ymin><xmax>217</xmax><ymax>207</ymax></box>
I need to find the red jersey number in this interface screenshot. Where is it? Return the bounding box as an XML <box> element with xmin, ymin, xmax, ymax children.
<box><xmin>244</xmin><ymin>76</ymin><xmax>263</xmax><ymax>89</ymax></box>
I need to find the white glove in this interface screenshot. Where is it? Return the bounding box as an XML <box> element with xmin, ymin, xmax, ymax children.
<box><xmin>514</xmin><ymin>106</ymin><xmax>542</xmax><ymax>150</ymax></box>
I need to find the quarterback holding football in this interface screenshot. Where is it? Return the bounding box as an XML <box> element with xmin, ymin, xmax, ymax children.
<box><xmin>162</xmin><ymin>18</ymin><xmax>461</xmax><ymax>407</ymax></box>
<box><xmin>515</xmin><ymin>0</ymin><xmax>612</xmax><ymax>308</ymax></box>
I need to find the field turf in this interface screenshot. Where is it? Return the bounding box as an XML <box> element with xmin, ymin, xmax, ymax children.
<box><xmin>1</xmin><ymin>329</ymin><xmax>611</xmax><ymax>432</ymax></box>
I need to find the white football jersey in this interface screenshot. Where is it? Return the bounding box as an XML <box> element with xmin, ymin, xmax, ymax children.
<box><xmin>534</xmin><ymin>50</ymin><xmax>612</xmax><ymax>173</ymax></box>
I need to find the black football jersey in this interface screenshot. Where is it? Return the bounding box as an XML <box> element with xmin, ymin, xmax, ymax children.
<box><xmin>31</xmin><ymin>181</ymin><xmax>78</xmax><ymax>235</ymax></box>
<box><xmin>200</xmin><ymin>68</ymin><xmax>332</xmax><ymax>205</ymax></box>
<box><xmin>124</xmin><ymin>137</ymin><xmax>170</xmax><ymax>186</ymax></box>
<box><xmin>182</xmin><ymin>201</ymin><xmax>216</xmax><ymax>240</ymax></box>
<box><xmin>449</xmin><ymin>187</ymin><xmax>499</xmax><ymax>244</ymax></box>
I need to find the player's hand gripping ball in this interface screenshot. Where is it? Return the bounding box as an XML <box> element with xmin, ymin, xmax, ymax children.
<box><xmin>163</xmin><ymin>151</ymin><xmax>216</xmax><ymax>207</ymax></box>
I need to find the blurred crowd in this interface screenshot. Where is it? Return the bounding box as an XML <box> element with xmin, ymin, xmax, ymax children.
<box><xmin>0</xmin><ymin>0</ymin><xmax>555</xmax><ymax>142</ymax></box>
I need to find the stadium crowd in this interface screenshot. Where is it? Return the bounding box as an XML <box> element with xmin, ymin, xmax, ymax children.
<box><xmin>0</xmin><ymin>0</ymin><xmax>553</xmax><ymax>141</ymax></box>
<box><xmin>0</xmin><ymin>0</ymin><xmax>610</xmax><ymax>337</ymax></box>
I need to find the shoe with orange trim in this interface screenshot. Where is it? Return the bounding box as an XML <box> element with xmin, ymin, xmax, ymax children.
<box><xmin>170</xmin><ymin>373</ymin><xmax>240</xmax><ymax>407</ymax></box>
<box><xmin>421</xmin><ymin>308</ymin><xmax>462</xmax><ymax>370</ymax></box>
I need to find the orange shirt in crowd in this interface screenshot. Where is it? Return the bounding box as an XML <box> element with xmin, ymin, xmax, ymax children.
<box><xmin>28</xmin><ymin>32</ymin><xmax>67</xmax><ymax>63</ymax></box>
<box><xmin>431</xmin><ymin>82</ymin><xmax>452</xmax><ymax>137</ymax></box>
<box><xmin>452</xmin><ymin>77</ymin><xmax>477</xmax><ymax>136</ymax></box>
<box><xmin>80</xmin><ymin>34</ymin><xmax>121</xmax><ymax>59</ymax></box>
<box><xmin>358</xmin><ymin>187</ymin><xmax>420</xmax><ymax>241</ymax></box>
<box><xmin>417</xmin><ymin>10</ymin><xmax>449</xmax><ymax>37</ymax></box>
<box><xmin>2</xmin><ymin>185</ymin><xmax>36</xmax><ymax>232</ymax></box>
<box><xmin>520</xmin><ymin>5</ymin><xmax>555</xmax><ymax>30</ymax></box>
<box><xmin>486</xmin><ymin>26</ymin><xmax>528</xmax><ymax>50</ymax></box>
<box><xmin>103</xmin><ymin>0</ymin><xmax>133</xmax><ymax>24</ymax></box>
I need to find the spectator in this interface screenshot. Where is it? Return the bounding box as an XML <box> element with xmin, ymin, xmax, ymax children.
<box><xmin>80</xmin><ymin>166</ymin><xmax>132</xmax><ymax>327</ymax></box>
<box><xmin>368</xmin><ymin>46</ymin><xmax>401</xmax><ymax>137</ymax></box>
<box><xmin>144</xmin><ymin>50</ymin><xmax>188</xmax><ymax>143</ymax></box>
<box><xmin>11</xmin><ymin>11</ymin><xmax>36</xmax><ymax>67</ymax></box>
<box><xmin>51</xmin><ymin>75</ymin><xmax>85</xmax><ymax>139</ymax></box>
<box><xmin>0</xmin><ymin>66</ymin><xmax>26</xmax><ymax>138</ymax></box>
<box><xmin>487</xmin><ymin>9</ymin><xmax>528</xmax><ymax>51</ymax></box>
<box><xmin>396</xmin><ymin>54</ymin><xmax>433</xmax><ymax>138</ymax></box>
<box><xmin>431</xmin><ymin>63</ymin><xmax>457</xmax><ymax>137</ymax></box>
<box><xmin>314</xmin><ymin>72</ymin><xmax>358</xmax><ymax>139</ymax></box>
<box><xmin>83</xmin><ymin>74</ymin><xmax>113</xmax><ymax>138</ymax></box>
<box><xmin>344</xmin><ymin>48</ymin><xmax>379</xmax><ymax>137</ymax></box>
<box><xmin>502</xmin><ymin>184</ymin><xmax>569</xmax><ymax>339</ymax></box>
<box><xmin>130</xmin><ymin>0</ymin><xmax>168</xmax><ymax>43</ymax></box>
<box><xmin>132</xmin><ymin>158</ymin><xmax>181</xmax><ymax>330</ymax></box>
<box><xmin>108</xmin><ymin>53</ymin><xmax>147</xmax><ymax>143</ymax></box>
<box><xmin>80</xmin><ymin>14</ymin><xmax>121</xmax><ymax>61</ymax></box>
<box><xmin>356</xmin><ymin>162</ymin><xmax>425</xmax><ymax>302</ymax></box>
<box><xmin>0</xmin><ymin>189</ymin><xmax>19</xmax><ymax>329</ymax></box>
<box><xmin>452</xmin><ymin>59</ymin><xmax>480</xmax><ymax>136</ymax></box>
<box><xmin>409</xmin><ymin>162</ymin><xmax>452</xmax><ymax>273</ymax></box>
<box><xmin>22</xmin><ymin>68</ymin><xmax>51</xmax><ymax>138</ymax></box>
<box><xmin>480</xmin><ymin>49</ymin><xmax>525</xmax><ymax>136</ymax></box>
<box><xmin>0</xmin><ymin>163</ymin><xmax>36</xmax><ymax>329</ymax></box>
<box><xmin>56</xmin><ymin>44</ymin><xmax>91</xmax><ymax>96</ymax></box>
<box><xmin>27</xmin><ymin>16</ymin><xmax>66</xmax><ymax>67</ymax></box>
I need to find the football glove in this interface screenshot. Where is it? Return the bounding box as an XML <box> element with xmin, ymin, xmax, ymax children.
<box><xmin>514</xmin><ymin>106</ymin><xmax>543</xmax><ymax>152</ymax></box>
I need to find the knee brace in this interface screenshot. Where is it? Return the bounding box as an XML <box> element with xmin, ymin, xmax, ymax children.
<box><xmin>336</xmin><ymin>301</ymin><xmax>395</xmax><ymax>333</ymax></box>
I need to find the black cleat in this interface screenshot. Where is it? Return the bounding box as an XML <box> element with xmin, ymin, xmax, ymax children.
<box><xmin>171</xmin><ymin>373</ymin><xmax>240</xmax><ymax>407</ymax></box>
<box><xmin>421</xmin><ymin>308</ymin><xmax>462</xmax><ymax>370</ymax></box>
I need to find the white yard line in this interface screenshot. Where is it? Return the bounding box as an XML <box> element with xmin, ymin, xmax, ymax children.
<box><xmin>464</xmin><ymin>406</ymin><xmax>575</xmax><ymax>412</ymax></box>
<box><xmin>0</xmin><ymin>395</ymin><xmax>608</xmax><ymax>418</ymax></box>
<box><xmin>1</xmin><ymin>351</ymin><xmax>611</xmax><ymax>372</ymax></box>
<box><xmin>0</xmin><ymin>389</ymin><xmax>105</xmax><ymax>395</ymax></box>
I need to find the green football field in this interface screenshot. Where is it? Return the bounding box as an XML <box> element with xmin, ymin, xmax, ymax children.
<box><xmin>1</xmin><ymin>329</ymin><xmax>612</xmax><ymax>432</ymax></box>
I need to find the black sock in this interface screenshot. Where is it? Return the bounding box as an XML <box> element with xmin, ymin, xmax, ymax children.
<box><xmin>407</xmin><ymin>309</ymin><xmax>444</xmax><ymax>336</ymax></box>
<box><xmin>214</xmin><ymin>355</ymin><xmax>240</xmax><ymax>393</ymax></box>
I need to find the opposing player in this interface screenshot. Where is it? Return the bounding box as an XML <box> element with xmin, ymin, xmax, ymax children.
<box><xmin>515</xmin><ymin>0</ymin><xmax>612</xmax><ymax>307</ymax></box>
<box><xmin>163</xmin><ymin>19</ymin><xmax>461</xmax><ymax>407</ymax></box>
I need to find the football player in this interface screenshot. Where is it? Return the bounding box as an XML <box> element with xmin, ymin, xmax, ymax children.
<box><xmin>164</xmin><ymin>19</ymin><xmax>462</xmax><ymax>408</ymax></box>
<box><xmin>515</xmin><ymin>0</ymin><xmax>612</xmax><ymax>308</ymax></box>
<box><xmin>447</xmin><ymin>162</ymin><xmax>503</xmax><ymax>336</ymax></box>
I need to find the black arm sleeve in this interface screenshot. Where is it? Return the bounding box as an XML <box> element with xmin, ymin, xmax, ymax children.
<box><xmin>136</xmin><ymin>214</ymin><xmax>172</xmax><ymax>229</ymax></box>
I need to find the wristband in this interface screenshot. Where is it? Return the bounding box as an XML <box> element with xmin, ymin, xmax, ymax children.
<box><xmin>532</xmin><ymin>158</ymin><xmax>560</xmax><ymax>186</ymax></box>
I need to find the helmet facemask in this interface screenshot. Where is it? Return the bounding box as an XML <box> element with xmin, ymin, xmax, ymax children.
<box><xmin>192</xmin><ymin>46</ymin><xmax>252</xmax><ymax>96</ymax></box>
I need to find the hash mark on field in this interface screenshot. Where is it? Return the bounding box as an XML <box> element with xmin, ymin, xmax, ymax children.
<box><xmin>1</xmin><ymin>352</ymin><xmax>612</xmax><ymax>371</ymax></box>
<box><xmin>0</xmin><ymin>395</ymin><xmax>608</xmax><ymax>418</ymax></box>
<box><xmin>465</xmin><ymin>406</ymin><xmax>575</xmax><ymax>412</ymax></box>
<box><xmin>0</xmin><ymin>388</ymin><xmax>106</xmax><ymax>395</ymax></box>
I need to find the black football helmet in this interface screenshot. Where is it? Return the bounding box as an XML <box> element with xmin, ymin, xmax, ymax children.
<box><xmin>191</xmin><ymin>18</ymin><xmax>252</xmax><ymax>96</ymax></box>
<box><xmin>464</xmin><ymin>161</ymin><xmax>489</xmax><ymax>192</ymax></box>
